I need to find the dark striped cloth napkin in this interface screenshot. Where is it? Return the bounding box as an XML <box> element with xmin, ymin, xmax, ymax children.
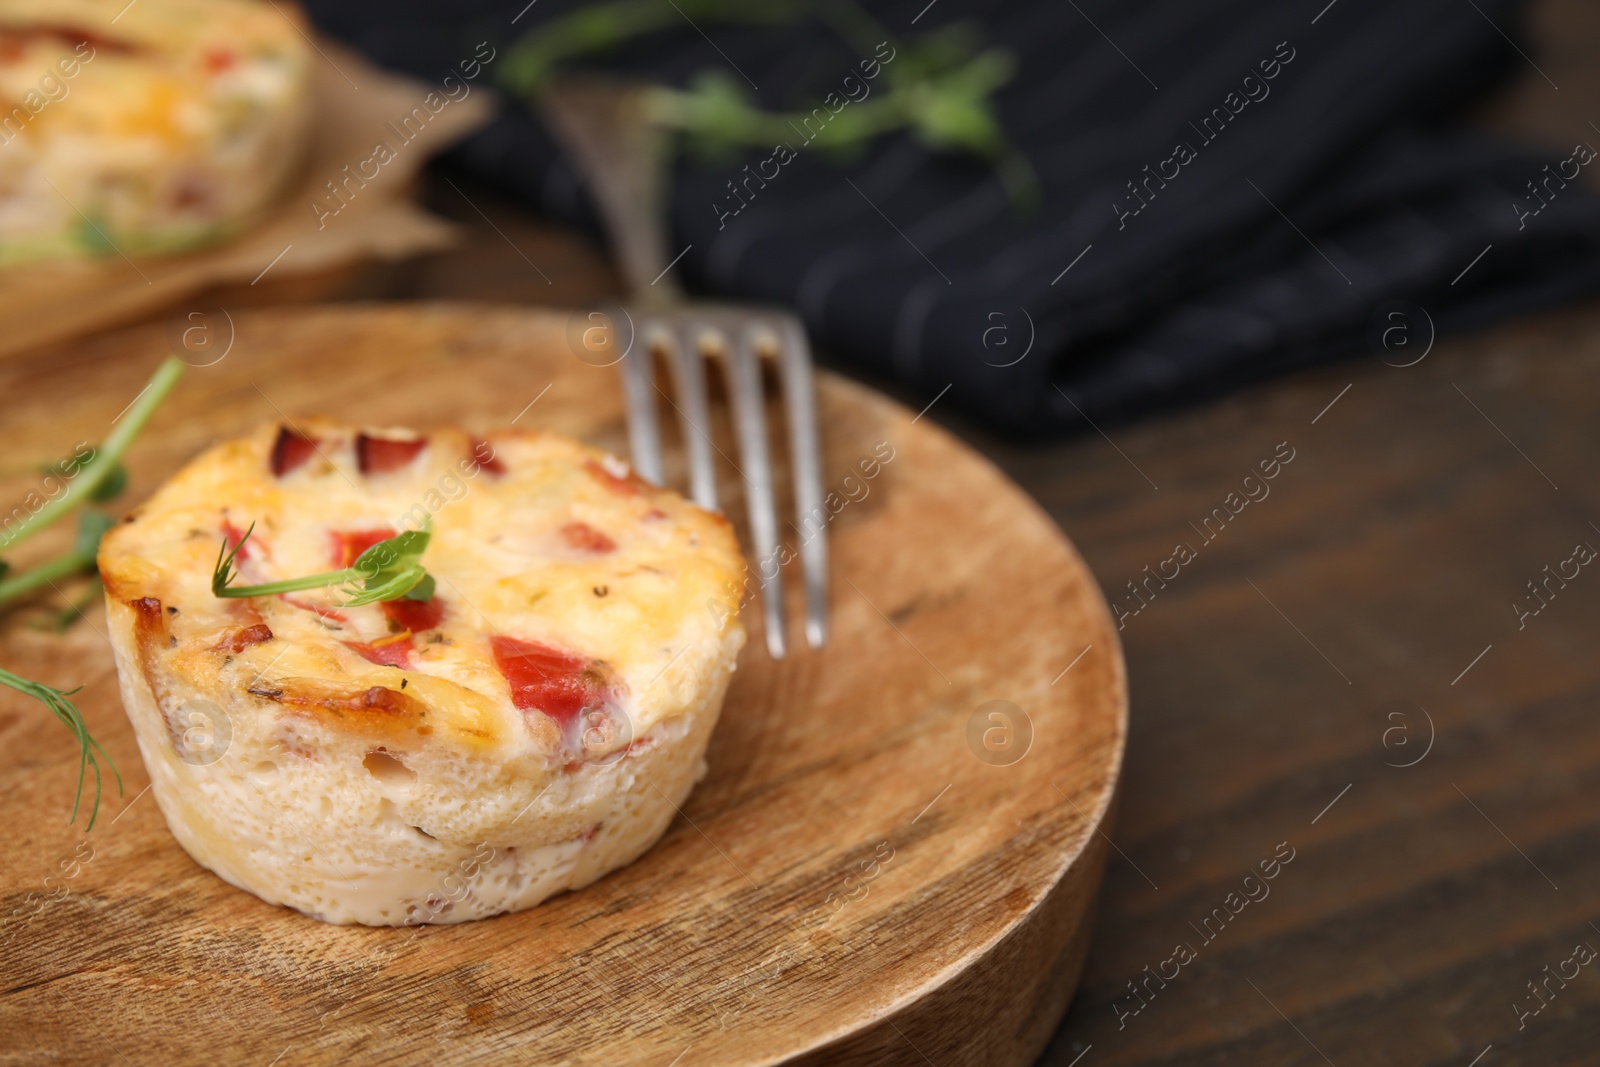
<box><xmin>303</xmin><ymin>0</ymin><xmax>1600</xmax><ymax>435</ymax></box>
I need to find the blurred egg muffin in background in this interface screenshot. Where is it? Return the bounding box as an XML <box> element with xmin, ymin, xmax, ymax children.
<box><xmin>0</xmin><ymin>0</ymin><xmax>312</xmax><ymax>265</ymax></box>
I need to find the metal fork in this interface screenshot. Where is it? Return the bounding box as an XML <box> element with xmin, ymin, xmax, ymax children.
<box><xmin>541</xmin><ymin>79</ymin><xmax>827</xmax><ymax>658</ymax></box>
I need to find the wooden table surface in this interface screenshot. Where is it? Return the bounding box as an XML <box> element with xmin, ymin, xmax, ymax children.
<box><xmin>23</xmin><ymin>0</ymin><xmax>1600</xmax><ymax>1064</ymax></box>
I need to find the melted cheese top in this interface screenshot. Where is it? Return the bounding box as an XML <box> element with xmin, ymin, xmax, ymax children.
<box><xmin>97</xmin><ymin>419</ymin><xmax>747</xmax><ymax>761</ymax></box>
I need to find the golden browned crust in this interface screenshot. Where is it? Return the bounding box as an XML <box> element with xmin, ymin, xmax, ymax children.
<box><xmin>99</xmin><ymin>419</ymin><xmax>747</xmax><ymax>759</ymax></box>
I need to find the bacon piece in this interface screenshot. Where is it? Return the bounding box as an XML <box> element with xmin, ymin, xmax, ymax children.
<box><xmin>202</xmin><ymin>47</ymin><xmax>236</xmax><ymax>73</ymax></box>
<box><xmin>129</xmin><ymin>596</ymin><xmax>167</xmax><ymax>638</ymax></box>
<box><xmin>470</xmin><ymin>439</ymin><xmax>505</xmax><ymax>476</ymax></box>
<box><xmin>216</xmin><ymin>623</ymin><xmax>273</xmax><ymax>654</ymax></box>
<box><xmin>490</xmin><ymin>636</ymin><xmax>605</xmax><ymax>725</ymax></box>
<box><xmin>331</xmin><ymin>528</ymin><xmax>395</xmax><ymax>568</ymax></box>
<box><xmin>357</xmin><ymin>433</ymin><xmax>427</xmax><ymax>475</ymax></box>
<box><xmin>559</xmin><ymin>521</ymin><xmax>616</xmax><ymax>554</ymax></box>
<box><xmin>270</xmin><ymin>426</ymin><xmax>319</xmax><ymax>476</ymax></box>
<box><xmin>343</xmin><ymin>637</ymin><xmax>413</xmax><ymax>669</ymax></box>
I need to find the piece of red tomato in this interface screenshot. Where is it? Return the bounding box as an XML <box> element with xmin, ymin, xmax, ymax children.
<box><xmin>384</xmin><ymin>596</ymin><xmax>443</xmax><ymax>633</ymax></box>
<box><xmin>343</xmin><ymin>638</ymin><xmax>413</xmax><ymax>669</ymax></box>
<box><xmin>331</xmin><ymin>528</ymin><xmax>395</xmax><ymax>568</ymax></box>
<box><xmin>490</xmin><ymin>636</ymin><xmax>603</xmax><ymax>725</ymax></box>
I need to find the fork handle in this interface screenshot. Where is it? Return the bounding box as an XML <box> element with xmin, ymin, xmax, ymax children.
<box><xmin>539</xmin><ymin>79</ymin><xmax>681</xmax><ymax>306</ymax></box>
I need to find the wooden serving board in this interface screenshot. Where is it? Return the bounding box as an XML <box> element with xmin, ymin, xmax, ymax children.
<box><xmin>0</xmin><ymin>305</ymin><xmax>1126</xmax><ymax>1067</ymax></box>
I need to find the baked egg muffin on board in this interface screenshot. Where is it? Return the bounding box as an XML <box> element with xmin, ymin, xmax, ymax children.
<box><xmin>0</xmin><ymin>0</ymin><xmax>313</xmax><ymax>264</ymax></box>
<box><xmin>98</xmin><ymin>419</ymin><xmax>747</xmax><ymax>926</ymax></box>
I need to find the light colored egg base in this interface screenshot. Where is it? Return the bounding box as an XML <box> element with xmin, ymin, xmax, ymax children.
<box><xmin>108</xmin><ymin>599</ymin><xmax>742</xmax><ymax>926</ymax></box>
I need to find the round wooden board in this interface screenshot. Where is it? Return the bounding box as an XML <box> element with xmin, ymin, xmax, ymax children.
<box><xmin>0</xmin><ymin>305</ymin><xmax>1126</xmax><ymax>1067</ymax></box>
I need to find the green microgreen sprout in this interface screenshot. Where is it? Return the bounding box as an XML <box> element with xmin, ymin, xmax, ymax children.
<box><xmin>0</xmin><ymin>357</ymin><xmax>181</xmax><ymax>555</ymax></box>
<box><xmin>212</xmin><ymin>523</ymin><xmax>437</xmax><ymax>607</ymax></box>
<box><xmin>0</xmin><ymin>355</ymin><xmax>185</xmax><ymax>829</ymax></box>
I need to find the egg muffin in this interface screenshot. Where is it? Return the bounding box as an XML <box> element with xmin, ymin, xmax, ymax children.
<box><xmin>99</xmin><ymin>420</ymin><xmax>747</xmax><ymax>925</ymax></box>
<box><xmin>0</xmin><ymin>0</ymin><xmax>312</xmax><ymax>264</ymax></box>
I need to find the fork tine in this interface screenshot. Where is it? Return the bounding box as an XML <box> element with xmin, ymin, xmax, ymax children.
<box><xmin>654</xmin><ymin>323</ymin><xmax>719</xmax><ymax>511</ymax></box>
<box><xmin>620</xmin><ymin>320</ymin><xmax>664</xmax><ymax>485</ymax></box>
<box><xmin>776</xmin><ymin>316</ymin><xmax>828</xmax><ymax>649</ymax></box>
<box><xmin>727</xmin><ymin>325</ymin><xmax>788</xmax><ymax>660</ymax></box>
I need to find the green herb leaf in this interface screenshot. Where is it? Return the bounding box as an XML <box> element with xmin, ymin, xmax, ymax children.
<box><xmin>88</xmin><ymin>464</ymin><xmax>128</xmax><ymax>503</ymax></box>
<box><xmin>74</xmin><ymin>510</ymin><xmax>116</xmax><ymax>557</ymax></box>
<box><xmin>339</xmin><ymin>527</ymin><xmax>434</xmax><ymax>606</ymax></box>
<box><xmin>501</xmin><ymin>0</ymin><xmax>800</xmax><ymax>94</ymax></box>
<box><xmin>212</xmin><ymin>524</ymin><xmax>437</xmax><ymax>607</ymax></box>
<box><xmin>403</xmin><ymin>573</ymin><xmax>437</xmax><ymax>603</ymax></box>
<box><xmin>352</xmin><ymin>528</ymin><xmax>430</xmax><ymax>574</ymax></box>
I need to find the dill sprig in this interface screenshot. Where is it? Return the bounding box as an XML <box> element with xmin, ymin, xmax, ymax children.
<box><xmin>212</xmin><ymin>523</ymin><xmax>436</xmax><ymax>606</ymax></box>
<box><xmin>0</xmin><ymin>666</ymin><xmax>121</xmax><ymax>829</ymax></box>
